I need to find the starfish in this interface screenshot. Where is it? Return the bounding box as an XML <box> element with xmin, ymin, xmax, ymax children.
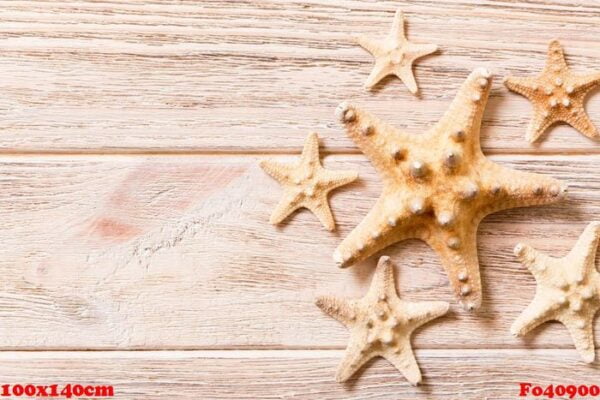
<box><xmin>504</xmin><ymin>39</ymin><xmax>600</xmax><ymax>142</ymax></box>
<box><xmin>357</xmin><ymin>9</ymin><xmax>438</xmax><ymax>94</ymax></box>
<box><xmin>512</xmin><ymin>222</ymin><xmax>600</xmax><ymax>363</ymax></box>
<box><xmin>316</xmin><ymin>256</ymin><xmax>449</xmax><ymax>384</ymax></box>
<box><xmin>333</xmin><ymin>68</ymin><xmax>568</xmax><ymax>310</ymax></box>
<box><xmin>260</xmin><ymin>132</ymin><xmax>358</xmax><ymax>231</ymax></box>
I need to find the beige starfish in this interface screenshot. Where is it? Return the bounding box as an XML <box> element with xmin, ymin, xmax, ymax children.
<box><xmin>505</xmin><ymin>39</ymin><xmax>600</xmax><ymax>142</ymax></box>
<box><xmin>316</xmin><ymin>256</ymin><xmax>449</xmax><ymax>384</ymax></box>
<box><xmin>357</xmin><ymin>9</ymin><xmax>438</xmax><ymax>94</ymax></box>
<box><xmin>260</xmin><ymin>132</ymin><xmax>358</xmax><ymax>231</ymax></box>
<box><xmin>333</xmin><ymin>68</ymin><xmax>568</xmax><ymax>310</ymax></box>
<box><xmin>512</xmin><ymin>222</ymin><xmax>600</xmax><ymax>363</ymax></box>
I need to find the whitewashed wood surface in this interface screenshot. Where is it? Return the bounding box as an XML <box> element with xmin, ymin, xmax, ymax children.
<box><xmin>1</xmin><ymin>1</ymin><xmax>600</xmax><ymax>399</ymax></box>
<box><xmin>0</xmin><ymin>350</ymin><xmax>597</xmax><ymax>399</ymax></box>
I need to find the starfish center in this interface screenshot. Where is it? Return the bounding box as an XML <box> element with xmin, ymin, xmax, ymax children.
<box><xmin>390</xmin><ymin>48</ymin><xmax>405</xmax><ymax>65</ymax></box>
<box><xmin>389</xmin><ymin>150</ymin><xmax>489</xmax><ymax>228</ymax></box>
<box><xmin>363</xmin><ymin>298</ymin><xmax>405</xmax><ymax>349</ymax></box>
<box><xmin>540</xmin><ymin>75</ymin><xmax>576</xmax><ymax>112</ymax></box>
<box><xmin>553</xmin><ymin>277</ymin><xmax>597</xmax><ymax>314</ymax></box>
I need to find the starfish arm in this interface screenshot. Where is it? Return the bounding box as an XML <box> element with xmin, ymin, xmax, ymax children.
<box><xmin>562</xmin><ymin>317</ymin><xmax>596</xmax><ymax>363</ymax></box>
<box><xmin>543</xmin><ymin>39</ymin><xmax>568</xmax><ymax>74</ymax></box>
<box><xmin>356</xmin><ymin>35</ymin><xmax>385</xmax><ymax>58</ymax></box>
<box><xmin>403</xmin><ymin>300</ymin><xmax>450</xmax><ymax>328</ymax></box>
<box><xmin>268</xmin><ymin>192</ymin><xmax>301</xmax><ymax>225</ymax></box>
<box><xmin>511</xmin><ymin>292</ymin><xmax>557</xmax><ymax>336</ymax></box>
<box><xmin>334</xmin><ymin>195</ymin><xmax>416</xmax><ymax>267</ymax></box>
<box><xmin>408</xmin><ymin>43</ymin><xmax>438</xmax><ymax>60</ymax></box>
<box><xmin>259</xmin><ymin>159</ymin><xmax>294</xmax><ymax>184</ymax></box>
<box><xmin>525</xmin><ymin>107</ymin><xmax>556</xmax><ymax>143</ymax></box>
<box><xmin>364</xmin><ymin>61</ymin><xmax>393</xmax><ymax>89</ymax></box>
<box><xmin>390</xmin><ymin>9</ymin><xmax>407</xmax><ymax>43</ymax></box>
<box><xmin>366</xmin><ymin>256</ymin><xmax>396</xmax><ymax>298</ymax></box>
<box><xmin>384</xmin><ymin>345</ymin><xmax>422</xmax><ymax>385</ymax></box>
<box><xmin>305</xmin><ymin>199</ymin><xmax>335</xmax><ymax>231</ymax></box>
<box><xmin>319</xmin><ymin>169</ymin><xmax>359</xmax><ymax>190</ymax></box>
<box><xmin>427</xmin><ymin>226</ymin><xmax>482</xmax><ymax>310</ymax></box>
<box><xmin>504</xmin><ymin>76</ymin><xmax>541</xmax><ymax>102</ymax></box>
<box><xmin>335</xmin><ymin>102</ymin><xmax>414</xmax><ymax>183</ymax></box>
<box><xmin>315</xmin><ymin>296</ymin><xmax>356</xmax><ymax>327</ymax></box>
<box><xmin>396</xmin><ymin>64</ymin><xmax>419</xmax><ymax>94</ymax></box>
<box><xmin>300</xmin><ymin>131</ymin><xmax>322</xmax><ymax>166</ymax></box>
<box><xmin>564</xmin><ymin>109</ymin><xmax>600</xmax><ymax>140</ymax></box>
<box><xmin>568</xmin><ymin>222</ymin><xmax>600</xmax><ymax>270</ymax></box>
<box><xmin>430</xmin><ymin>68</ymin><xmax>492</xmax><ymax>150</ymax></box>
<box><xmin>513</xmin><ymin>242</ymin><xmax>555</xmax><ymax>282</ymax></box>
<box><xmin>479</xmin><ymin>160</ymin><xmax>567</xmax><ymax>215</ymax></box>
<box><xmin>572</xmin><ymin>72</ymin><xmax>600</xmax><ymax>93</ymax></box>
<box><xmin>335</xmin><ymin>339</ymin><xmax>372</xmax><ymax>382</ymax></box>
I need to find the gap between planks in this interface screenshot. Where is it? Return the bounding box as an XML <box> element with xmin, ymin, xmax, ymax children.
<box><xmin>0</xmin><ymin>148</ymin><xmax>599</xmax><ymax>157</ymax></box>
<box><xmin>0</xmin><ymin>349</ymin><xmax>586</xmax><ymax>359</ymax></box>
<box><xmin>0</xmin><ymin>344</ymin><xmax>590</xmax><ymax>351</ymax></box>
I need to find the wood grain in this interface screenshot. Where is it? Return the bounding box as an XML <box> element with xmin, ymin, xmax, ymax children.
<box><xmin>0</xmin><ymin>1</ymin><xmax>599</xmax><ymax>152</ymax></box>
<box><xmin>2</xmin><ymin>2</ymin><xmax>600</xmax><ymax>397</ymax></box>
<box><xmin>0</xmin><ymin>349</ymin><xmax>598</xmax><ymax>399</ymax></box>
<box><xmin>0</xmin><ymin>154</ymin><xmax>598</xmax><ymax>349</ymax></box>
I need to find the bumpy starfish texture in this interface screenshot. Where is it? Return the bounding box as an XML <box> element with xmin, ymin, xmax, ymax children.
<box><xmin>334</xmin><ymin>68</ymin><xmax>568</xmax><ymax>310</ymax></box>
<box><xmin>316</xmin><ymin>256</ymin><xmax>449</xmax><ymax>384</ymax></box>
<box><xmin>357</xmin><ymin>9</ymin><xmax>438</xmax><ymax>94</ymax></box>
<box><xmin>505</xmin><ymin>40</ymin><xmax>600</xmax><ymax>142</ymax></box>
<box><xmin>260</xmin><ymin>132</ymin><xmax>358</xmax><ymax>231</ymax></box>
<box><xmin>512</xmin><ymin>222</ymin><xmax>600</xmax><ymax>363</ymax></box>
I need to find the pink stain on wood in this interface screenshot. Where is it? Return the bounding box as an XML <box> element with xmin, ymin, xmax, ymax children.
<box><xmin>88</xmin><ymin>163</ymin><xmax>247</xmax><ymax>242</ymax></box>
<box><xmin>89</xmin><ymin>217</ymin><xmax>140</xmax><ymax>241</ymax></box>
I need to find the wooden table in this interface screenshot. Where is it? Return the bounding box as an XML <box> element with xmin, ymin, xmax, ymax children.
<box><xmin>1</xmin><ymin>1</ymin><xmax>599</xmax><ymax>398</ymax></box>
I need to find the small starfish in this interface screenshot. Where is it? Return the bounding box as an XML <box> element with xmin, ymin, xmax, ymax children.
<box><xmin>316</xmin><ymin>256</ymin><xmax>449</xmax><ymax>384</ymax></box>
<box><xmin>357</xmin><ymin>9</ymin><xmax>438</xmax><ymax>94</ymax></box>
<box><xmin>260</xmin><ymin>132</ymin><xmax>358</xmax><ymax>231</ymax></box>
<box><xmin>512</xmin><ymin>222</ymin><xmax>600</xmax><ymax>363</ymax></box>
<box><xmin>505</xmin><ymin>39</ymin><xmax>600</xmax><ymax>142</ymax></box>
<box><xmin>334</xmin><ymin>68</ymin><xmax>568</xmax><ymax>310</ymax></box>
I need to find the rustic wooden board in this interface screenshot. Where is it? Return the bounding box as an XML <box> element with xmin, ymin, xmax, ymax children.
<box><xmin>1</xmin><ymin>1</ymin><xmax>599</xmax><ymax>152</ymax></box>
<box><xmin>3</xmin><ymin>1</ymin><xmax>600</xmax><ymax>398</ymax></box>
<box><xmin>0</xmin><ymin>154</ymin><xmax>598</xmax><ymax>349</ymax></box>
<box><xmin>0</xmin><ymin>350</ymin><xmax>598</xmax><ymax>399</ymax></box>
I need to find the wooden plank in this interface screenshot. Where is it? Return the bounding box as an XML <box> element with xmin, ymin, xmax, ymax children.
<box><xmin>0</xmin><ymin>349</ymin><xmax>597</xmax><ymax>399</ymax></box>
<box><xmin>0</xmin><ymin>154</ymin><xmax>598</xmax><ymax>349</ymax></box>
<box><xmin>0</xmin><ymin>1</ymin><xmax>599</xmax><ymax>152</ymax></box>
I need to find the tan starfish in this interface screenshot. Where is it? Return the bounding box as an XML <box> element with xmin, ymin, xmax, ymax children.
<box><xmin>357</xmin><ymin>9</ymin><xmax>438</xmax><ymax>94</ymax></box>
<box><xmin>512</xmin><ymin>222</ymin><xmax>600</xmax><ymax>363</ymax></box>
<box><xmin>333</xmin><ymin>68</ymin><xmax>568</xmax><ymax>310</ymax></box>
<box><xmin>316</xmin><ymin>256</ymin><xmax>449</xmax><ymax>384</ymax></box>
<box><xmin>505</xmin><ymin>39</ymin><xmax>600</xmax><ymax>142</ymax></box>
<box><xmin>260</xmin><ymin>132</ymin><xmax>358</xmax><ymax>231</ymax></box>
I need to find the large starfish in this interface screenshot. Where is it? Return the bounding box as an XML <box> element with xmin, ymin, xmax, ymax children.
<box><xmin>357</xmin><ymin>9</ymin><xmax>438</xmax><ymax>94</ymax></box>
<box><xmin>316</xmin><ymin>256</ymin><xmax>449</xmax><ymax>384</ymax></box>
<box><xmin>333</xmin><ymin>68</ymin><xmax>568</xmax><ymax>310</ymax></box>
<box><xmin>260</xmin><ymin>132</ymin><xmax>358</xmax><ymax>231</ymax></box>
<box><xmin>505</xmin><ymin>39</ymin><xmax>600</xmax><ymax>142</ymax></box>
<box><xmin>512</xmin><ymin>222</ymin><xmax>600</xmax><ymax>363</ymax></box>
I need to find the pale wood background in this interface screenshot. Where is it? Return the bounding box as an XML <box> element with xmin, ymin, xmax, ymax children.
<box><xmin>1</xmin><ymin>1</ymin><xmax>600</xmax><ymax>399</ymax></box>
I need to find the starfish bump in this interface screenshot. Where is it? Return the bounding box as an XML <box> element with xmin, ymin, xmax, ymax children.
<box><xmin>260</xmin><ymin>132</ymin><xmax>358</xmax><ymax>231</ymax></box>
<box><xmin>505</xmin><ymin>39</ymin><xmax>600</xmax><ymax>142</ymax></box>
<box><xmin>512</xmin><ymin>222</ymin><xmax>600</xmax><ymax>363</ymax></box>
<box><xmin>357</xmin><ymin>9</ymin><xmax>438</xmax><ymax>94</ymax></box>
<box><xmin>316</xmin><ymin>256</ymin><xmax>449</xmax><ymax>384</ymax></box>
<box><xmin>334</xmin><ymin>69</ymin><xmax>568</xmax><ymax>310</ymax></box>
